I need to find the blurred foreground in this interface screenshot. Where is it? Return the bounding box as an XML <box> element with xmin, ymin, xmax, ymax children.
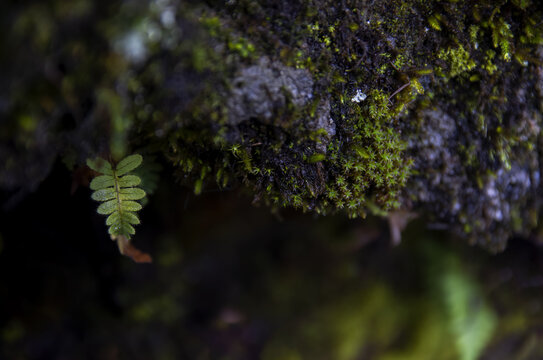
<box><xmin>1</xmin><ymin>163</ymin><xmax>543</xmax><ymax>360</ymax></box>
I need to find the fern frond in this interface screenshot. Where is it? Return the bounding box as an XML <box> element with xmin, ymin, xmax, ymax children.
<box><xmin>87</xmin><ymin>154</ymin><xmax>146</xmax><ymax>239</ymax></box>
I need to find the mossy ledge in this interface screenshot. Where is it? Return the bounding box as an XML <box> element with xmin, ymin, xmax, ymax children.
<box><xmin>1</xmin><ymin>0</ymin><xmax>543</xmax><ymax>251</ymax></box>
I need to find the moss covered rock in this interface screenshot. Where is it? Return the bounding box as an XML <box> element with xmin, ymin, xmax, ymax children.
<box><xmin>1</xmin><ymin>0</ymin><xmax>543</xmax><ymax>251</ymax></box>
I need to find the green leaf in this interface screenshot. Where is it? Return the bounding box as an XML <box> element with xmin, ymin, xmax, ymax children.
<box><xmin>106</xmin><ymin>212</ymin><xmax>121</xmax><ymax>226</ymax></box>
<box><xmin>97</xmin><ymin>200</ymin><xmax>117</xmax><ymax>215</ymax></box>
<box><xmin>115</xmin><ymin>154</ymin><xmax>143</xmax><ymax>176</ymax></box>
<box><xmin>87</xmin><ymin>157</ymin><xmax>113</xmax><ymax>175</ymax></box>
<box><xmin>91</xmin><ymin>188</ymin><xmax>116</xmax><ymax>201</ymax></box>
<box><xmin>442</xmin><ymin>264</ymin><xmax>497</xmax><ymax>360</ymax></box>
<box><xmin>90</xmin><ymin>175</ymin><xmax>115</xmax><ymax>190</ymax></box>
<box><xmin>117</xmin><ymin>175</ymin><xmax>141</xmax><ymax>188</ymax></box>
<box><xmin>121</xmin><ymin>223</ymin><xmax>136</xmax><ymax>235</ymax></box>
<box><xmin>108</xmin><ymin>224</ymin><xmax>122</xmax><ymax>235</ymax></box>
<box><xmin>119</xmin><ymin>188</ymin><xmax>146</xmax><ymax>200</ymax></box>
<box><xmin>122</xmin><ymin>201</ymin><xmax>142</xmax><ymax>212</ymax></box>
<box><xmin>107</xmin><ymin>221</ymin><xmax>135</xmax><ymax>236</ymax></box>
<box><xmin>122</xmin><ymin>212</ymin><xmax>140</xmax><ymax>225</ymax></box>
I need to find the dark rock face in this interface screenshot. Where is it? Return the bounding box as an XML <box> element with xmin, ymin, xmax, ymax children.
<box><xmin>207</xmin><ymin>0</ymin><xmax>543</xmax><ymax>250</ymax></box>
<box><xmin>226</xmin><ymin>57</ymin><xmax>334</xmax><ymax>150</ymax></box>
<box><xmin>227</xmin><ymin>58</ymin><xmax>315</xmax><ymax>126</ymax></box>
<box><xmin>405</xmin><ymin>107</ymin><xmax>541</xmax><ymax>251</ymax></box>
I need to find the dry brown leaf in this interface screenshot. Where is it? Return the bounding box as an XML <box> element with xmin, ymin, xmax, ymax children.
<box><xmin>387</xmin><ymin>211</ymin><xmax>418</xmax><ymax>246</ymax></box>
<box><xmin>111</xmin><ymin>234</ymin><xmax>152</xmax><ymax>263</ymax></box>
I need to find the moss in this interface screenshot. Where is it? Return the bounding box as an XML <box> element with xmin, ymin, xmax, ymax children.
<box><xmin>317</xmin><ymin>90</ymin><xmax>412</xmax><ymax>217</ymax></box>
<box><xmin>438</xmin><ymin>45</ymin><xmax>477</xmax><ymax>77</ymax></box>
<box><xmin>1</xmin><ymin>0</ymin><xmax>542</xmax><ymax>251</ymax></box>
<box><xmin>139</xmin><ymin>0</ymin><xmax>543</xmax><ymax>251</ymax></box>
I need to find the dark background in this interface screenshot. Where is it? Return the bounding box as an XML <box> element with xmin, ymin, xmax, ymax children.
<box><xmin>1</xmin><ymin>160</ymin><xmax>543</xmax><ymax>359</ymax></box>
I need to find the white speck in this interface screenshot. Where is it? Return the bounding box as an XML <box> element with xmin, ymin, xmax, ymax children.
<box><xmin>485</xmin><ymin>186</ymin><xmax>498</xmax><ymax>198</ymax></box>
<box><xmin>161</xmin><ymin>8</ymin><xmax>175</xmax><ymax>28</ymax></box>
<box><xmin>424</xmin><ymin>27</ymin><xmax>429</xmax><ymax>32</ymax></box>
<box><xmin>115</xmin><ymin>31</ymin><xmax>147</xmax><ymax>64</ymax></box>
<box><xmin>366</xmin><ymin>20</ymin><xmax>371</xmax><ymax>25</ymax></box>
<box><xmin>146</xmin><ymin>23</ymin><xmax>162</xmax><ymax>42</ymax></box>
<box><xmin>452</xmin><ymin>200</ymin><xmax>461</xmax><ymax>212</ymax></box>
<box><xmin>351</xmin><ymin>89</ymin><xmax>367</xmax><ymax>103</ymax></box>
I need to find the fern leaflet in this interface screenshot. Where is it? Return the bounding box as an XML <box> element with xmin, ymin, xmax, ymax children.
<box><xmin>87</xmin><ymin>154</ymin><xmax>146</xmax><ymax>239</ymax></box>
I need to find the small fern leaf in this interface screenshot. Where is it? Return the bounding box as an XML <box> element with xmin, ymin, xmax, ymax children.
<box><xmin>122</xmin><ymin>201</ymin><xmax>143</xmax><ymax>212</ymax></box>
<box><xmin>117</xmin><ymin>175</ymin><xmax>141</xmax><ymax>187</ymax></box>
<box><xmin>109</xmin><ymin>223</ymin><xmax>136</xmax><ymax>235</ymax></box>
<box><xmin>90</xmin><ymin>175</ymin><xmax>115</xmax><ymax>190</ymax></box>
<box><xmin>106</xmin><ymin>212</ymin><xmax>121</xmax><ymax>226</ymax></box>
<box><xmin>122</xmin><ymin>223</ymin><xmax>136</xmax><ymax>235</ymax></box>
<box><xmin>97</xmin><ymin>200</ymin><xmax>117</xmax><ymax>215</ymax></box>
<box><xmin>119</xmin><ymin>188</ymin><xmax>146</xmax><ymax>200</ymax></box>
<box><xmin>116</xmin><ymin>154</ymin><xmax>143</xmax><ymax>176</ymax></box>
<box><xmin>91</xmin><ymin>188</ymin><xmax>116</xmax><ymax>201</ymax></box>
<box><xmin>87</xmin><ymin>157</ymin><xmax>114</xmax><ymax>175</ymax></box>
<box><xmin>122</xmin><ymin>212</ymin><xmax>140</xmax><ymax>225</ymax></box>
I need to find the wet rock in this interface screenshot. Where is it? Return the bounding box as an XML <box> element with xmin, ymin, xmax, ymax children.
<box><xmin>226</xmin><ymin>57</ymin><xmax>334</xmax><ymax>150</ymax></box>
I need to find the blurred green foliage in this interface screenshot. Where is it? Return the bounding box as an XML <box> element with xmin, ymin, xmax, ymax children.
<box><xmin>440</xmin><ymin>261</ymin><xmax>497</xmax><ymax>360</ymax></box>
<box><xmin>259</xmin><ymin>240</ymin><xmax>498</xmax><ymax>360</ymax></box>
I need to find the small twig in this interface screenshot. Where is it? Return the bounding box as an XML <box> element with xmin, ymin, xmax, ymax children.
<box><xmin>389</xmin><ymin>61</ymin><xmax>400</xmax><ymax>72</ymax></box>
<box><xmin>388</xmin><ymin>82</ymin><xmax>411</xmax><ymax>101</ymax></box>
